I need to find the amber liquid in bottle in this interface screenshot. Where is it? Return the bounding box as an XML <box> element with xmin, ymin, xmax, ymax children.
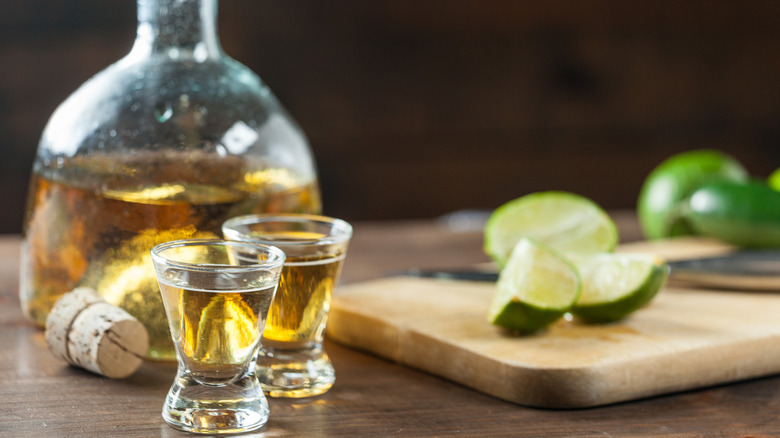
<box><xmin>21</xmin><ymin>151</ymin><xmax>321</xmax><ymax>360</ymax></box>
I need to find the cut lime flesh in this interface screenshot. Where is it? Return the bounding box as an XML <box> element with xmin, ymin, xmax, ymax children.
<box><xmin>484</xmin><ymin>191</ymin><xmax>618</xmax><ymax>267</ymax></box>
<box><xmin>571</xmin><ymin>253</ymin><xmax>669</xmax><ymax>323</ymax></box>
<box><xmin>488</xmin><ymin>238</ymin><xmax>581</xmax><ymax>333</ymax></box>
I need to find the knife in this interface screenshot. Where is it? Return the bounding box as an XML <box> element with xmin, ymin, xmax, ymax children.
<box><xmin>401</xmin><ymin>250</ymin><xmax>780</xmax><ymax>291</ymax></box>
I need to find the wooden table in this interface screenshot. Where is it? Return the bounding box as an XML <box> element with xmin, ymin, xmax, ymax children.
<box><xmin>1</xmin><ymin>214</ymin><xmax>778</xmax><ymax>437</ymax></box>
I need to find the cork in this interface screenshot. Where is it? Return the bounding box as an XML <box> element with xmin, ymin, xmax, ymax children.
<box><xmin>45</xmin><ymin>287</ymin><xmax>149</xmax><ymax>379</ymax></box>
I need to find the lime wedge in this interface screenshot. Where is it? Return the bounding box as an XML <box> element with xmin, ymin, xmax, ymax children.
<box><xmin>488</xmin><ymin>238</ymin><xmax>581</xmax><ymax>333</ymax></box>
<box><xmin>570</xmin><ymin>253</ymin><xmax>669</xmax><ymax>323</ymax></box>
<box><xmin>484</xmin><ymin>191</ymin><xmax>618</xmax><ymax>268</ymax></box>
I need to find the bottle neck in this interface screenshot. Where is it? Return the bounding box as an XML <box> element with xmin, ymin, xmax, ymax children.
<box><xmin>131</xmin><ymin>0</ymin><xmax>221</xmax><ymax>60</ymax></box>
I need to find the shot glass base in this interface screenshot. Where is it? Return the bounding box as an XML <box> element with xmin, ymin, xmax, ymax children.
<box><xmin>257</xmin><ymin>345</ymin><xmax>335</xmax><ymax>398</ymax></box>
<box><xmin>162</xmin><ymin>372</ymin><xmax>269</xmax><ymax>434</ymax></box>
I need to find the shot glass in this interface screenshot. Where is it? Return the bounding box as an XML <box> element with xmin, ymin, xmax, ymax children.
<box><xmin>222</xmin><ymin>214</ymin><xmax>352</xmax><ymax>398</ymax></box>
<box><xmin>151</xmin><ymin>239</ymin><xmax>285</xmax><ymax>434</ymax></box>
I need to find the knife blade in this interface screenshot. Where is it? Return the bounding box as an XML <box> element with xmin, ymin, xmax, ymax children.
<box><xmin>401</xmin><ymin>250</ymin><xmax>780</xmax><ymax>291</ymax></box>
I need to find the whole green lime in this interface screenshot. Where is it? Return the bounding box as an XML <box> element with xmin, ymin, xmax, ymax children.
<box><xmin>768</xmin><ymin>168</ymin><xmax>780</xmax><ymax>191</ymax></box>
<box><xmin>637</xmin><ymin>150</ymin><xmax>748</xmax><ymax>240</ymax></box>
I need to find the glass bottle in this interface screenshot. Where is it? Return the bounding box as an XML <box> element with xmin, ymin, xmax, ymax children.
<box><xmin>20</xmin><ymin>0</ymin><xmax>321</xmax><ymax>360</ymax></box>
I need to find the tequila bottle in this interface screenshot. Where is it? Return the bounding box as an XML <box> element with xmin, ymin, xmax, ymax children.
<box><xmin>20</xmin><ymin>0</ymin><xmax>321</xmax><ymax>360</ymax></box>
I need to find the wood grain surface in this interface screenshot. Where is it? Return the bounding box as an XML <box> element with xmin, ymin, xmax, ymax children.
<box><xmin>3</xmin><ymin>220</ymin><xmax>780</xmax><ymax>436</ymax></box>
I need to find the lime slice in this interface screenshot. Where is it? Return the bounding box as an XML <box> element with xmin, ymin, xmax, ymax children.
<box><xmin>484</xmin><ymin>191</ymin><xmax>618</xmax><ymax>267</ymax></box>
<box><xmin>488</xmin><ymin>238</ymin><xmax>581</xmax><ymax>334</ymax></box>
<box><xmin>570</xmin><ymin>252</ymin><xmax>669</xmax><ymax>323</ymax></box>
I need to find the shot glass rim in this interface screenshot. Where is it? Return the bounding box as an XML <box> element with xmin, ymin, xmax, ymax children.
<box><xmin>222</xmin><ymin>213</ymin><xmax>353</xmax><ymax>247</ymax></box>
<box><xmin>150</xmin><ymin>238</ymin><xmax>286</xmax><ymax>273</ymax></box>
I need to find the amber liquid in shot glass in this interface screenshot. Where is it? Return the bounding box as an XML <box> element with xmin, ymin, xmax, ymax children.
<box><xmin>152</xmin><ymin>239</ymin><xmax>285</xmax><ymax>434</ymax></box>
<box><xmin>223</xmin><ymin>214</ymin><xmax>352</xmax><ymax>398</ymax></box>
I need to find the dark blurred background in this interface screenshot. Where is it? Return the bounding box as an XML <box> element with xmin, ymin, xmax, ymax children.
<box><xmin>2</xmin><ymin>0</ymin><xmax>780</xmax><ymax>233</ymax></box>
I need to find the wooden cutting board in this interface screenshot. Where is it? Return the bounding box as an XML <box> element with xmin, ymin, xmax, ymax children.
<box><xmin>327</xmin><ymin>238</ymin><xmax>780</xmax><ymax>408</ymax></box>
